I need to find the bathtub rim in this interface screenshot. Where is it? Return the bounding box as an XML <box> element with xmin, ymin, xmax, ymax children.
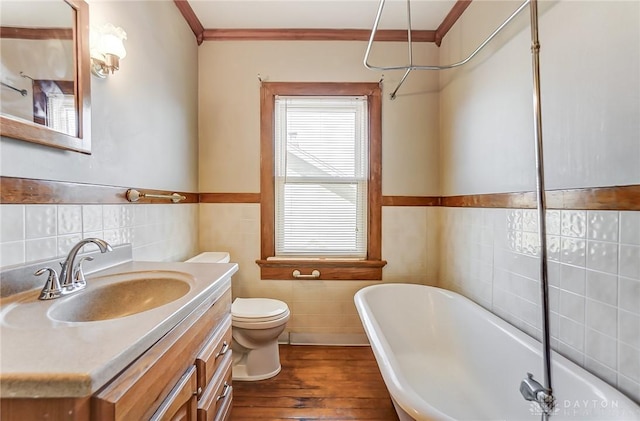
<box><xmin>355</xmin><ymin>284</ymin><xmax>455</xmax><ymax>421</ymax></box>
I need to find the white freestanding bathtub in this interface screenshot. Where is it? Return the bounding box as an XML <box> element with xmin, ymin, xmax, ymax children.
<box><xmin>355</xmin><ymin>284</ymin><xmax>640</xmax><ymax>421</ymax></box>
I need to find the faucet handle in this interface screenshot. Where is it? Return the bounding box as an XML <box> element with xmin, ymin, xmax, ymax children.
<box><xmin>35</xmin><ymin>267</ymin><xmax>62</xmax><ymax>300</ymax></box>
<box><xmin>72</xmin><ymin>256</ymin><xmax>94</xmax><ymax>289</ymax></box>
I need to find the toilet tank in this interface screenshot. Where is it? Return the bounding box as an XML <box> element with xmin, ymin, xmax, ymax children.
<box><xmin>185</xmin><ymin>252</ymin><xmax>230</xmax><ymax>263</ymax></box>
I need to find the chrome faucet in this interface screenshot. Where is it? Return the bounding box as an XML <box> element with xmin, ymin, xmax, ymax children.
<box><xmin>35</xmin><ymin>238</ymin><xmax>112</xmax><ymax>300</ymax></box>
<box><xmin>520</xmin><ymin>372</ymin><xmax>555</xmax><ymax>416</ymax></box>
<box><xmin>59</xmin><ymin>238</ymin><xmax>112</xmax><ymax>292</ymax></box>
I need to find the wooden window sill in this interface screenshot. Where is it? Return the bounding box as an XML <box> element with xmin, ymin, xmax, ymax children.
<box><xmin>256</xmin><ymin>259</ymin><xmax>387</xmax><ymax>280</ymax></box>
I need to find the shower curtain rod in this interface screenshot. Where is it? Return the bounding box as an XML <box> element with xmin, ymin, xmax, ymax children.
<box><xmin>0</xmin><ymin>81</ymin><xmax>27</xmax><ymax>97</ymax></box>
<box><xmin>364</xmin><ymin>0</ymin><xmax>531</xmax><ymax>99</ymax></box>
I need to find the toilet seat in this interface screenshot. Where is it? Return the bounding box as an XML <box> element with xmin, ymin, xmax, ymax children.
<box><xmin>232</xmin><ymin>312</ymin><xmax>290</xmax><ymax>329</ymax></box>
<box><xmin>232</xmin><ymin>298</ymin><xmax>290</xmax><ymax>329</ymax></box>
<box><xmin>232</xmin><ymin>298</ymin><xmax>289</xmax><ymax>319</ymax></box>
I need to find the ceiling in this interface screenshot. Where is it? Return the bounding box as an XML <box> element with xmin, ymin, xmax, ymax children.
<box><xmin>187</xmin><ymin>0</ymin><xmax>458</xmax><ymax>31</ymax></box>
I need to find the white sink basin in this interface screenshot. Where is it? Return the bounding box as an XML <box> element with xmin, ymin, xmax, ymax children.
<box><xmin>48</xmin><ymin>276</ymin><xmax>191</xmax><ymax>323</ymax></box>
<box><xmin>1</xmin><ymin>270</ymin><xmax>195</xmax><ymax>328</ymax></box>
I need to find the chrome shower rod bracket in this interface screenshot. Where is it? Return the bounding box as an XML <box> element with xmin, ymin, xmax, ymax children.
<box><xmin>364</xmin><ymin>0</ymin><xmax>531</xmax><ymax>99</ymax></box>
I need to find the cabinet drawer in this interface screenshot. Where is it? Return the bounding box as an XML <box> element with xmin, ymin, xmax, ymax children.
<box><xmin>213</xmin><ymin>385</ymin><xmax>232</xmax><ymax>421</ymax></box>
<box><xmin>195</xmin><ymin>316</ymin><xmax>232</xmax><ymax>397</ymax></box>
<box><xmin>150</xmin><ymin>366</ymin><xmax>197</xmax><ymax>421</ymax></box>
<box><xmin>197</xmin><ymin>353</ymin><xmax>232</xmax><ymax>421</ymax></box>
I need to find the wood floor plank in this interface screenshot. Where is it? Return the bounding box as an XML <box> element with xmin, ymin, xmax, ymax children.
<box><xmin>272</xmin><ymin>372</ymin><xmax>386</xmax><ymax>382</ymax></box>
<box><xmin>233</xmin><ymin>397</ymin><xmax>396</xmax><ymax>410</ymax></box>
<box><xmin>232</xmin><ymin>386</ymin><xmax>392</xmax><ymax>400</ymax></box>
<box><xmin>230</xmin><ymin>406</ymin><xmax>398</xmax><ymax>419</ymax></box>
<box><xmin>279</xmin><ymin>346</ymin><xmax>375</xmax><ymax>361</ymax></box>
<box><xmin>230</xmin><ymin>345</ymin><xmax>398</xmax><ymax>421</ymax></box>
<box><xmin>282</xmin><ymin>359</ymin><xmax>380</xmax><ymax>369</ymax></box>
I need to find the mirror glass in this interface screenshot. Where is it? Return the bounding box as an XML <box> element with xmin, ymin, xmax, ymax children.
<box><xmin>0</xmin><ymin>0</ymin><xmax>91</xmax><ymax>154</ymax></box>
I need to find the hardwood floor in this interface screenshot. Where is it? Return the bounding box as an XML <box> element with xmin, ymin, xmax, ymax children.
<box><xmin>230</xmin><ymin>345</ymin><xmax>399</xmax><ymax>421</ymax></box>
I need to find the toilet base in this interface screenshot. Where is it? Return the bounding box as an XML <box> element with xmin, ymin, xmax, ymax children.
<box><xmin>232</xmin><ymin>362</ymin><xmax>281</xmax><ymax>381</ymax></box>
<box><xmin>231</xmin><ymin>339</ymin><xmax>282</xmax><ymax>381</ymax></box>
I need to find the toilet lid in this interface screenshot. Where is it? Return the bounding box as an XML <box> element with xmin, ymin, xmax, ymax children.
<box><xmin>232</xmin><ymin>298</ymin><xmax>289</xmax><ymax>320</ymax></box>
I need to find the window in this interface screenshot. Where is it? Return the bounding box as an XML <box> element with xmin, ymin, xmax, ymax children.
<box><xmin>46</xmin><ymin>94</ymin><xmax>77</xmax><ymax>135</ymax></box>
<box><xmin>257</xmin><ymin>82</ymin><xmax>386</xmax><ymax>280</ymax></box>
<box><xmin>275</xmin><ymin>96</ymin><xmax>368</xmax><ymax>258</ymax></box>
<box><xmin>32</xmin><ymin>79</ymin><xmax>77</xmax><ymax>137</ymax></box>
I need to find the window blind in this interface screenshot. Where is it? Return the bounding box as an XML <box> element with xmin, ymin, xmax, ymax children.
<box><xmin>46</xmin><ymin>93</ymin><xmax>76</xmax><ymax>136</ymax></box>
<box><xmin>274</xmin><ymin>96</ymin><xmax>369</xmax><ymax>258</ymax></box>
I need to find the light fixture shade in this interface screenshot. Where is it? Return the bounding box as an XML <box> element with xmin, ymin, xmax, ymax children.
<box><xmin>100</xmin><ymin>23</ymin><xmax>127</xmax><ymax>59</ymax></box>
<box><xmin>89</xmin><ymin>26</ymin><xmax>105</xmax><ymax>61</ymax></box>
<box><xmin>91</xmin><ymin>23</ymin><xmax>127</xmax><ymax>60</ymax></box>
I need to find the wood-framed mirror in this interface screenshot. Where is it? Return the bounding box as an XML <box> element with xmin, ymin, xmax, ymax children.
<box><xmin>0</xmin><ymin>0</ymin><xmax>91</xmax><ymax>154</ymax></box>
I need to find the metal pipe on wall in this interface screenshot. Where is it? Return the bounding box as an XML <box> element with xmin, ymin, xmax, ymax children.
<box><xmin>528</xmin><ymin>0</ymin><xmax>555</xmax><ymax>417</ymax></box>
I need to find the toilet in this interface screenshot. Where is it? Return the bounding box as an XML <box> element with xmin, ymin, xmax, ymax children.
<box><xmin>230</xmin><ymin>297</ymin><xmax>290</xmax><ymax>381</ymax></box>
<box><xmin>185</xmin><ymin>252</ymin><xmax>290</xmax><ymax>381</ymax></box>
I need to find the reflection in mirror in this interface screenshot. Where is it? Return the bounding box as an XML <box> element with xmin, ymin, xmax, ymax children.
<box><xmin>0</xmin><ymin>2</ymin><xmax>75</xmax><ymax>136</ymax></box>
<box><xmin>32</xmin><ymin>79</ymin><xmax>76</xmax><ymax>136</ymax></box>
<box><xmin>0</xmin><ymin>0</ymin><xmax>91</xmax><ymax>154</ymax></box>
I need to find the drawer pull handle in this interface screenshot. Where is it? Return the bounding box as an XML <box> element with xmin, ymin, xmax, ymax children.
<box><xmin>217</xmin><ymin>382</ymin><xmax>232</xmax><ymax>401</ymax></box>
<box><xmin>215</xmin><ymin>341</ymin><xmax>229</xmax><ymax>359</ymax></box>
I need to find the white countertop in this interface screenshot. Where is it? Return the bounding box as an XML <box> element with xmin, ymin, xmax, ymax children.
<box><xmin>0</xmin><ymin>260</ymin><xmax>237</xmax><ymax>398</ymax></box>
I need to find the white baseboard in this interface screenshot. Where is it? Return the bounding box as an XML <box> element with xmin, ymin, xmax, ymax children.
<box><xmin>287</xmin><ymin>332</ymin><xmax>370</xmax><ymax>346</ymax></box>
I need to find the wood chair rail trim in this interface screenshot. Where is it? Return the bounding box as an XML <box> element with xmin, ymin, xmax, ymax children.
<box><xmin>2</xmin><ymin>177</ymin><xmax>638</xmax><ymax>211</ymax></box>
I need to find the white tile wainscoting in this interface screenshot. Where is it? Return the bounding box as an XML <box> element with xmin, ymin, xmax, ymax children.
<box><xmin>440</xmin><ymin>207</ymin><xmax>640</xmax><ymax>403</ymax></box>
<box><xmin>0</xmin><ymin>204</ymin><xmax>199</xmax><ymax>269</ymax></box>
<box><xmin>2</xmin><ymin>200</ymin><xmax>637</xmax><ymax>403</ymax></box>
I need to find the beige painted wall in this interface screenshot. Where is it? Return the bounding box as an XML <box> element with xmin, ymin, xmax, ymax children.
<box><xmin>198</xmin><ymin>41</ymin><xmax>440</xmax><ymax>196</ymax></box>
<box><xmin>1</xmin><ymin>0</ymin><xmax>199</xmax><ymax>193</ymax></box>
<box><xmin>439</xmin><ymin>0</ymin><xmax>640</xmax><ymax>195</ymax></box>
<box><xmin>0</xmin><ymin>1</ymin><xmax>200</xmax><ymax>268</ymax></box>
<box><xmin>198</xmin><ymin>41</ymin><xmax>441</xmax><ymax>340</ymax></box>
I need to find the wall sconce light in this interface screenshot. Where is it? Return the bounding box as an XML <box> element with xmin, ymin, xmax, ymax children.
<box><xmin>90</xmin><ymin>23</ymin><xmax>127</xmax><ymax>78</ymax></box>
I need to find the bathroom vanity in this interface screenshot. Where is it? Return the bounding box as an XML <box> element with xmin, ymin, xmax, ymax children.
<box><xmin>0</xmin><ymin>256</ymin><xmax>237</xmax><ymax>421</ymax></box>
